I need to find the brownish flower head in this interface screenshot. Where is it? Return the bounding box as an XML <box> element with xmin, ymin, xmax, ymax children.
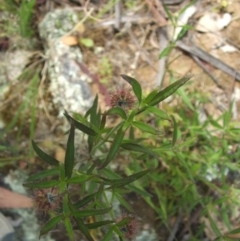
<box><xmin>110</xmin><ymin>88</ymin><xmax>135</xmax><ymax>110</ymax></box>
<box><xmin>116</xmin><ymin>213</ymin><xmax>141</xmax><ymax>240</ymax></box>
<box><xmin>32</xmin><ymin>188</ymin><xmax>60</xmax><ymax>213</ymax></box>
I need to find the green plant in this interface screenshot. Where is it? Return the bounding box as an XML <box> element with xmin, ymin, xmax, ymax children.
<box><xmin>0</xmin><ymin>67</ymin><xmax>39</xmax><ymax>166</ymax></box>
<box><xmin>0</xmin><ymin>0</ymin><xmax>36</xmax><ymax>38</ymax></box>
<box><xmin>127</xmin><ymin>86</ymin><xmax>240</xmax><ymax>238</ymax></box>
<box><xmin>160</xmin><ymin>1</ymin><xmax>196</xmax><ymax>59</ymax></box>
<box><xmin>155</xmin><ymin>3</ymin><xmax>240</xmax><ymax>239</ymax></box>
<box><xmin>98</xmin><ymin>56</ymin><xmax>113</xmax><ymax>85</ymax></box>
<box><xmin>24</xmin><ymin>74</ymin><xmax>192</xmax><ymax>240</ymax></box>
<box><xmin>19</xmin><ymin>0</ymin><xmax>36</xmax><ymax>38</ymax></box>
<box><xmin>124</xmin><ymin>0</ymin><xmax>137</xmax><ymax>9</ymax></box>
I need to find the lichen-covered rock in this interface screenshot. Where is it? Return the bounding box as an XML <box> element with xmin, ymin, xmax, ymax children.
<box><xmin>0</xmin><ymin>50</ymin><xmax>34</xmax><ymax>128</ymax></box>
<box><xmin>38</xmin><ymin>8</ymin><xmax>93</xmax><ymax>116</ymax></box>
<box><xmin>0</xmin><ymin>50</ymin><xmax>32</xmax><ymax>103</ymax></box>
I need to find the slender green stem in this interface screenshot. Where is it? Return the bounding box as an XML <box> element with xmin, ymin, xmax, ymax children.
<box><xmin>103</xmin><ymin>190</ymin><xmax>114</xmax><ymax>220</ymax></box>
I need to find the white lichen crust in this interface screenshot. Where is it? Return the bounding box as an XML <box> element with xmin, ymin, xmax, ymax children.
<box><xmin>39</xmin><ymin>8</ymin><xmax>93</xmax><ymax>116</ymax></box>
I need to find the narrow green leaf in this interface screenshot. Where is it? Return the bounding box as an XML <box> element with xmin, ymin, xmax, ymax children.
<box><xmin>163</xmin><ymin>3</ymin><xmax>173</xmax><ymax>22</ymax></box>
<box><xmin>116</xmin><ymin>217</ymin><xmax>132</xmax><ymax>227</ymax></box>
<box><xmin>84</xmin><ymin>108</ymin><xmax>92</xmax><ymax>119</ymax></box>
<box><xmin>149</xmin><ymin>75</ymin><xmax>193</xmax><ymax>106</ymax></box>
<box><xmin>132</xmin><ymin>121</ymin><xmax>158</xmax><ymax>135</ymax></box>
<box><xmin>212</xmin><ymin>237</ymin><xmax>230</xmax><ymax>241</ymax></box>
<box><xmin>88</xmin><ymin>96</ymin><xmax>99</xmax><ymax>152</ymax></box>
<box><xmin>64</xmin><ymin>111</ymin><xmax>98</xmax><ymax>136</ymax></box>
<box><xmin>222</xmin><ymin>204</ymin><xmax>231</xmax><ymax>230</ymax></box>
<box><xmin>67</xmin><ymin>175</ymin><xmax>96</xmax><ymax>184</ymax></box>
<box><xmin>100</xmin><ymin>113</ymin><xmax>107</xmax><ymax>130</ymax></box>
<box><xmin>174</xmin><ymin>137</ymin><xmax>196</xmax><ymax>150</ymax></box>
<box><xmin>121</xmin><ymin>141</ymin><xmax>159</xmax><ymax>159</ymax></box>
<box><xmin>102</xmin><ymin>229</ymin><xmax>114</xmax><ymax>241</ymax></box>
<box><xmin>87</xmin><ymin>111</ymin><xmax>99</xmax><ymax>152</ymax></box>
<box><xmin>76</xmin><ymin>112</ymin><xmax>99</xmax><ymax>132</ymax></box>
<box><xmin>86</xmin><ymin>162</ymin><xmax>98</xmax><ymax>175</ymax></box>
<box><xmin>96</xmin><ymin>183</ymin><xmax>104</xmax><ymax>200</ymax></box>
<box><xmin>23</xmin><ymin>180</ymin><xmax>59</xmax><ymax>188</ymax></box>
<box><xmin>225</xmin><ymin>227</ymin><xmax>240</xmax><ymax>235</ymax></box>
<box><xmin>159</xmin><ymin>45</ymin><xmax>173</xmax><ymax>59</ymax></box>
<box><xmin>64</xmin><ymin>217</ymin><xmax>74</xmax><ymax>241</ymax></box>
<box><xmin>105</xmin><ymin>107</ymin><xmax>127</xmax><ymax>120</ymax></box>
<box><xmin>19</xmin><ymin>0</ymin><xmax>36</xmax><ymax>38</ymax></box>
<box><xmin>2</xmin><ymin>0</ymin><xmax>18</xmax><ymax>13</ymax></box>
<box><xmin>147</xmin><ymin>106</ymin><xmax>169</xmax><ymax>119</ymax></box>
<box><xmin>39</xmin><ymin>215</ymin><xmax>63</xmax><ymax>237</ymax></box>
<box><xmin>74</xmin><ymin>217</ymin><xmax>94</xmax><ymax>241</ymax></box>
<box><xmin>32</xmin><ymin>140</ymin><xmax>59</xmax><ymax>166</ymax></box>
<box><xmin>209</xmin><ymin>117</ymin><xmax>223</xmax><ymax>129</ymax></box>
<box><xmin>115</xmin><ymin>169</ymin><xmax>151</xmax><ymax>188</ymax></box>
<box><xmin>143</xmin><ymin>88</ymin><xmax>159</xmax><ymax>104</ymax></box>
<box><xmin>114</xmin><ymin>192</ymin><xmax>133</xmax><ymax>212</ymax></box>
<box><xmin>223</xmin><ymin>110</ymin><xmax>232</xmax><ymax>128</ymax></box>
<box><xmin>177</xmin><ymin>87</ymin><xmax>194</xmax><ymax>110</ymax></box>
<box><xmin>74</xmin><ymin>193</ymin><xmax>97</xmax><ymax>209</ymax></box>
<box><xmin>208</xmin><ymin>210</ymin><xmax>221</xmax><ymax>237</ymax></box>
<box><xmin>64</xmin><ymin>123</ymin><xmax>75</xmax><ymax>179</ymax></box>
<box><xmin>112</xmin><ymin>226</ymin><xmax>125</xmax><ymax>239</ymax></box>
<box><xmin>73</xmin><ymin>206</ymin><xmax>112</xmax><ymax>218</ymax></box>
<box><xmin>154</xmin><ymin>186</ymin><xmax>168</xmax><ymax>223</ymax></box>
<box><xmin>171</xmin><ymin>115</ymin><xmax>178</xmax><ymax>147</ymax></box>
<box><xmin>133</xmin><ymin>106</ymin><xmax>147</xmax><ymax>116</ymax></box>
<box><xmin>62</xmin><ymin>193</ymin><xmax>70</xmax><ymax>216</ymax></box>
<box><xmin>127</xmin><ymin>184</ymin><xmax>152</xmax><ymax>197</ymax></box>
<box><xmin>69</xmin><ymin>200</ymin><xmax>95</xmax><ymax>241</ymax></box>
<box><xmin>59</xmin><ymin>164</ymin><xmax>65</xmax><ymax>181</ymax></box>
<box><xmin>91</xmin><ymin>121</ymin><xmax>124</xmax><ymax>156</ymax></box>
<box><xmin>90</xmin><ymin>95</ymin><xmax>100</xmax><ymax>128</ymax></box>
<box><xmin>128</xmin><ymin>109</ymin><xmax>138</xmax><ymax>120</ymax></box>
<box><xmin>178</xmin><ymin>0</ymin><xmax>197</xmax><ymax>16</ymax></box>
<box><xmin>26</xmin><ymin>167</ymin><xmax>59</xmax><ymax>182</ymax></box>
<box><xmin>100</xmin><ymin>168</ymin><xmax>121</xmax><ymax>179</ymax></box>
<box><xmin>103</xmin><ymin>169</ymin><xmax>151</xmax><ymax>188</ymax></box>
<box><xmin>129</xmin><ymin>126</ymin><xmax>135</xmax><ymax>140</ymax></box>
<box><xmin>120</xmin><ymin>75</ymin><xmax>142</xmax><ymax>104</ymax></box>
<box><xmin>98</xmin><ymin>123</ymin><xmax>126</xmax><ymax>169</ymax></box>
<box><xmin>86</xmin><ymin>220</ymin><xmax>114</xmax><ymax>229</ymax></box>
<box><xmin>153</xmin><ymin>143</ymin><xmax>172</xmax><ymax>152</ymax></box>
<box><xmin>88</xmin><ymin>134</ymin><xmax>95</xmax><ymax>153</ymax></box>
<box><xmin>176</xmin><ymin>26</ymin><xmax>188</xmax><ymax>41</ymax></box>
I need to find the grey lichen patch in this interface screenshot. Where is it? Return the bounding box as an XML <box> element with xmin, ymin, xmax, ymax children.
<box><xmin>0</xmin><ymin>50</ymin><xmax>33</xmax><ymax>103</ymax></box>
<box><xmin>39</xmin><ymin>8</ymin><xmax>93</xmax><ymax>116</ymax></box>
<box><xmin>136</xmin><ymin>229</ymin><xmax>158</xmax><ymax>241</ymax></box>
<box><xmin>39</xmin><ymin>8</ymin><xmax>78</xmax><ymax>42</ymax></box>
<box><xmin>0</xmin><ymin>50</ymin><xmax>33</xmax><ymax>84</ymax></box>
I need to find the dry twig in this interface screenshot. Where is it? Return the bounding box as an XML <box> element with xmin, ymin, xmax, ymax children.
<box><xmin>128</xmin><ymin>28</ymin><xmax>158</xmax><ymax>72</ymax></box>
<box><xmin>176</xmin><ymin>40</ymin><xmax>240</xmax><ymax>82</ymax></box>
<box><xmin>156</xmin><ymin>27</ymin><xmax>168</xmax><ymax>87</ymax></box>
<box><xmin>167</xmin><ymin>212</ymin><xmax>183</xmax><ymax>241</ymax></box>
<box><xmin>114</xmin><ymin>0</ymin><xmax>122</xmax><ymax>30</ymax></box>
<box><xmin>145</xmin><ymin>0</ymin><xmax>167</xmax><ymax>27</ymax></box>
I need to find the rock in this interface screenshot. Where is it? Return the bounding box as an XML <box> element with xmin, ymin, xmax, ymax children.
<box><xmin>0</xmin><ymin>50</ymin><xmax>33</xmax><ymax>104</ymax></box>
<box><xmin>196</xmin><ymin>12</ymin><xmax>231</xmax><ymax>33</ymax></box>
<box><xmin>38</xmin><ymin>8</ymin><xmax>93</xmax><ymax>116</ymax></box>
